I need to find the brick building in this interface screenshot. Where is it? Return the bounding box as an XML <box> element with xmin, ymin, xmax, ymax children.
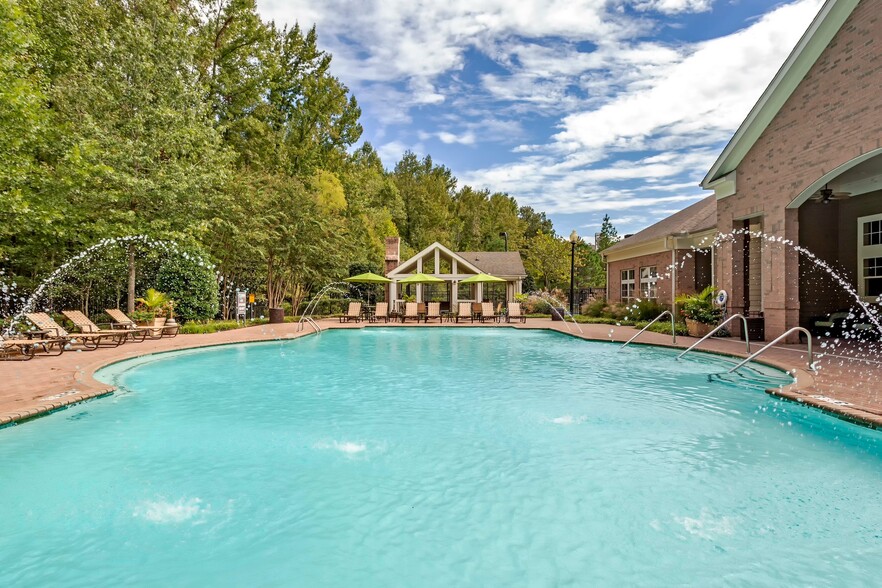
<box><xmin>604</xmin><ymin>196</ymin><xmax>716</xmax><ymax>305</ymax></box>
<box><xmin>607</xmin><ymin>0</ymin><xmax>882</xmax><ymax>341</ymax></box>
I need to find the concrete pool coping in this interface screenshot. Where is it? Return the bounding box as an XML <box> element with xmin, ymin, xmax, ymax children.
<box><xmin>0</xmin><ymin>318</ymin><xmax>879</xmax><ymax>429</ymax></box>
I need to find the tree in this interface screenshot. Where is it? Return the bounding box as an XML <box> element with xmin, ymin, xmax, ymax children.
<box><xmin>393</xmin><ymin>151</ymin><xmax>455</xmax><ymax>249</ymax></box>
<box><xmin>597</xmin><ymin>214</ymin><xmax>619</xmax><ymax>251</ymax></box>
<box><xmin>35</xmin><ymin>0</ymin><xmax>230</xmax><ymax>311</ymax></box>
<box><xmin>523</xmin><ymin>232</ymin><xmax>569</xmax><ymax>290</ymax></box>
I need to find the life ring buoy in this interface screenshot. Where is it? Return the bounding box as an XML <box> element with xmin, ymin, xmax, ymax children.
<box><xmin>715</xmin><ymin>289</ymin><xmax>728</xmax><ymax>306</ymax></box>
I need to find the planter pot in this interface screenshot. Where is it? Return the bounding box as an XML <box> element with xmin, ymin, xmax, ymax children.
<box><xmin>550</xmin><ymin>307</ymin><xmax>566</xmax><ymax>321</ymax></box>
<box><xmin>686</xmin><ymin>318</ymin><xmax>715</xmax><ymax>338</ymax></box>
<box><xmin>269</xmin><ymin>307</ymin><xmax>285</xmax><ymax>324</ymax></box>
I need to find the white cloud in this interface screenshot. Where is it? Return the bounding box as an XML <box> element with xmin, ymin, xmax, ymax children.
<box><xmin>256</xmin><ymin>0</ymin><xmax>825</xmax><ymax>220</ymax></box>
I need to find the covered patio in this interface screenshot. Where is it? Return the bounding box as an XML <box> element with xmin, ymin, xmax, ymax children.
<box><xmin>385</xmin><ymin>242</ymin><xmax>526</xmax><ymax>311</ymax></box>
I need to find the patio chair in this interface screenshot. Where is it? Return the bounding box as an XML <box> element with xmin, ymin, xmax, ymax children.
<box><xmin>106</xmin><ymin>309</ymin><xmax>178</xmax><ymax>338</ymax></box>
<box><xmin>26</xmin><ymin>312</ymin><xmax>122</xmax><ymax>350</ymax></box>
<box><xmin>373</xmin><ymin>302</ymin><xmax>389</xmax><ymax>323</ymax></box>
<box><xmin>481</xmin><ymin>302</ymin><xmax>499</xmax><ymax>323</ymax></box>
<box><xmin>456</xmin><ymin>302</ymin><xmax>473</xmax><ymax>323</ymax></box>
<box><xmin>425</xmin><ymin>302</ymin><xmax>442</xmax><ymax>323</ymax></box>
<box><xmin>0</xmin><ymin>336</ymin><xmax>37</xmax><ymax>361</ymax></box>
<box><xmin>472</xmin><ymin>302</ymin><xmax>483</xmax><ymax>322</ymax></box>
<box><xmin>0</xmin><ymin>334</ymin><xmax>65</xmax><ymax>360</ymax></box>
<box><xmin>64</xmin><ymin>310</ymin><xmax>146</xmax><ymax>343</ymax></box>
<box><xmin>340</xmin><ymin>302</ymin><xmax>362</xmax><ymax>323</ymax></box>
<box><xmin>507</xmin><ymin>302</ymin><xmax>526</xmax><ymax>323</ymax></box>
<box><xmin>402</xmin><ymin>302</ymin><xmax>419</xmax><ymax>322</ymax></box>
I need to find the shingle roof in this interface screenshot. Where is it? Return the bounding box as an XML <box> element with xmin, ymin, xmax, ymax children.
<box><xmin>604</xmin><ymin>195</ymin><xmax>717</xmax><ymax>254</ymax></box>
<box><xmin>456</xmin><ymin>251</ymin><xmax>527</xmax><ymax>277</ymax></box>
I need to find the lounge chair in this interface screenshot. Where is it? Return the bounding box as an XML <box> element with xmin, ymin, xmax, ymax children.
<box><xmin>0</xmin><ymin>336</ymin><xmax>37</xmax><ymax>361</ymax></box>
<box><xmin>481</xmin><ymin>302</ymin><xmax>499</xmax><ymax>323</ymax></box>
<box><xmin>64</xmin><ymin>310</ymin><xmax>146</xmax><ymax>343</ymax></box>
<box><xmin>0</xmin><ymin>334</ymin><xmax>65</xmax><ymax>360</ymax></box>
<box><xmin>425</xmin><ymin>302</ymin><xmax>442</xmax><ymax>323</ymax></box>
<box><xmin>373</xmin><ymin>302</ymin><xmax>389</xmax><ymax>323</ymax></box>
<box><xmin>507</xmin><ymin>302</ymin><xmax>526</xmax><ymax>323</ymax></box>
<box><xmin>26</xmin><ymin>312</ymin><xmax>122</xmax><ymax>350</ymax></box>
<box><xmin>402</xmin><ymin>302</ymin><xmax>419</xmax><ymax>322</ymax></box>
<box><xmin>105</xmin><ymin>309</ymin><xmax>178</xmax><ymax>338</ymax></box>
<box><xmin>340</xmin><ymin>302</ymin><xmax>362</xmax><ymax>323</ymax></box>
<box><xmin>456</xmin><ymin>302</ymin><xmax>473</xmax><ymax>323</ymax></box>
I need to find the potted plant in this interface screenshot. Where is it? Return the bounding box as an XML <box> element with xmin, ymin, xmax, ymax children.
<box><xmin>676</xmin><ymin>285</ymin><xmax>724</xmax><ymax>337</ymax></box>
<box><xmin>135</xmin><ymin>288</ymin><xmax>170</xmax><ymax>326</ymax></box>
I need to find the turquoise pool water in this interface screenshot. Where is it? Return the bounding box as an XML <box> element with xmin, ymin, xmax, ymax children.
<box><xmin>2</xmin><ymin>328</ymin><xmax>882</xmax><ymax>586</ymax></box>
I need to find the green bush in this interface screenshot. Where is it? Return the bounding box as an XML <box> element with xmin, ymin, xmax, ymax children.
<box><xmin>180</xmin><ymin>319</ymin><xmax>269</xmax><ymax>334</ymax></box>
<box><xmin>155</xmin><ymin>249</ymin><xmax>219</xmax><ymax>322</ymax></box>
<box><xmin>581</xmin><ymin>298</ymin><xmax>608</xmax><ymax>317</ymax></box>
<box><xmin>675</xmin><ymin>286</ymin><xmax>723</xmax><ymax>325</ymax></box>
<box><xmin>635</xmin><ymin>320</ymin><xmax>689</xmax><ymax>336</ymax></box>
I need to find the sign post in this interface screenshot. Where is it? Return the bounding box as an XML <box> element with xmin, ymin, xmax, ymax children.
<box><xmin>236</xmin><ymin>290</ymin><xmax>247</xmax><ymax>324</ymax></box>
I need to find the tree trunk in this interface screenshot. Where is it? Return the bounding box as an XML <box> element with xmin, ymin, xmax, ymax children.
<box><xmin>127</xmin><ymin>244</ymin><xmax>136</xmax><ymax>314</ymax></box>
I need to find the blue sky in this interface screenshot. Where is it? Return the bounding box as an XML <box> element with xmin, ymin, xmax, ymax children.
<box><xmin>256</xmin><ymin>0</ymin><xmax>824</xmax><ymax>237</ymax></box>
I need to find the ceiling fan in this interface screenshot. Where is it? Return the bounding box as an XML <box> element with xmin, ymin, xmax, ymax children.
<box><xmin>810</xmin><ymin>184</ymin><xmax>851</xmax><ymax>204</ymax></box>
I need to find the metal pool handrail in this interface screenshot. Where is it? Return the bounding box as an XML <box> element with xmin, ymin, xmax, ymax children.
<box><xmin>728</xmin><ymin>327</ymin><xmax>812</xmax><ymax>374</ymax></box>
<box><xmin>297</xmin><ymin>316</ymin><xmax>322</xmax><ymax>333</ymax></box>
<box><xmin>620</xmin><ymin>310</ymin><xmax>676</xmax><ymax>350</ymax></box>
<box><xmin>676</xmin><ymin>314</ymin><xmax>750</xmax><ymax>360</ymax></box>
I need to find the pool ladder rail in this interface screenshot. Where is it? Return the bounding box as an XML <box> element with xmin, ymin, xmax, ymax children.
<box><xmin>676</xmin><ymin>314</ymin><xmax>751</xmax><ymax>361</ymax></box>
<box><xmin>619</xmin><ymin>310</ymin><xmax>677</xmax><ymax>350</ymax></box>
<box><xmin>727</xmin><ymin>327</ymin><xmax>813</xmax><ymax>374</ymax></box>
<box><xmin>297</xmin><ymin>316</ymin><xmax>322</xmax><ymax>334</ymax></box>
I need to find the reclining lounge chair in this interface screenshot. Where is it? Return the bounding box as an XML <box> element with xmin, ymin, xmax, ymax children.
<box><xmin>26</xmin><ymin>312</ymin><xmax>124</xmax><ymax>350</ymax></box>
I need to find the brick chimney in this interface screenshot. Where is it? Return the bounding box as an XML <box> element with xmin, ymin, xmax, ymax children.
<box><xmin>384</xmin><ymin>237</ymin><xmax>400</xmax><ymax>275</ymax></box>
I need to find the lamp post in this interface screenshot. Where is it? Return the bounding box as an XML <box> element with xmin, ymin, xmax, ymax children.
<box><xmin>499</xmin><ymin>231</ymin><xmax>508</xmax><ymax>251</ymax></box>
<box><xmin>569</xmin><ymin>230</ymin><xmax>578</xmax><ymax>316</ymax></box>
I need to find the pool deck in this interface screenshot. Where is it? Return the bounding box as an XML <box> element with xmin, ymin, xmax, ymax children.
<box><xmin>1</xmin><ymin>318</ymin><xmax>880</xmax><ymax>429</ymax></box>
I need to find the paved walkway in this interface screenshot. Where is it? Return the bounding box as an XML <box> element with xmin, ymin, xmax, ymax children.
<box><xmin>1</xmin><ymin>318</ymin><xmax>880</xmax><ymax>428</ymax></box>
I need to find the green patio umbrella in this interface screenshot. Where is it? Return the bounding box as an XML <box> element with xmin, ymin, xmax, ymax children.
<box><xmin>397</xmin><ymin>272</ymin><xmax>445</xmax><ymax>284</ymax></box>
<box><xmin>459</xmin><ymin>273</ymin><xmax>506</xmax><ymax>284</ymax></box>
<box><xmin>343</xmin><ymin>272</ymin><xmax>392</xmax><ymax>284</ymax></box>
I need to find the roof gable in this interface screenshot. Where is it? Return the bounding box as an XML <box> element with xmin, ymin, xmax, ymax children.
<box><xmin>386</xmin><ymin>242</ymin><xmax>483</xmax><ymax>277</ymax></box>
<box><xmin>702</xmin><ymin>0</ymin><xmax>859</xmax><ymax>188</ymax></box>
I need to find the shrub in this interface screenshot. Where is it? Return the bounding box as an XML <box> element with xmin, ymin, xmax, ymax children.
<box><xmin>155</xmin><ymin>249</ymin><xmax>219</xmax><ymax>322</ymax></box>
<box><xmin>581</xmin><ymin>298</ymin><xmax>607</xmax><ymax>317</ymax></box>
<box><xmin>675</xmin><ymin>286</ymin><xmax>723</xmax><ymax>325</ymax></box>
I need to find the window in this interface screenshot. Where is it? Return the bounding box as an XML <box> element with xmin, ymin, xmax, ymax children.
<box><xmin>621</xmin><ymin>269</ymin><xmax>635</xmax><ymax>302</ymax></box>
<box><xmin>864</xmin><ymin>219</ymin><xmax>882</xmax><ymax>246</ymax></box>
<box><xmin>863</xmin><ymin>257</ymin><xmax>882</xmax><ymax>297</ymax></box>
<box><xmin>858</xmin><ymin>214</ymin><xmax>882</xmax><ymax>299</ymax></box>
<box><xmin>640</xmin><ymin>266</ymin><xmax>658</xmax><ymax>299</ymax></box>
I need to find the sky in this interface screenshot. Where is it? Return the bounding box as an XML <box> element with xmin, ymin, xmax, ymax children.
<box><xmin>255</xmin><ymin>0</ymin><xmax>825</xmax><ymax>238</ymax></box>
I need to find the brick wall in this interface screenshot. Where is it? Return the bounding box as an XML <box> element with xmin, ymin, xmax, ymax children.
<box><xmin>607</xmin><ymin>250</ymin><xmax>699</xmax><ymax>305</ymax></box>
<box><xmin>718</xmin><ymin>1</ymin><xmax>882</xmax><ymax>340</ymax></box>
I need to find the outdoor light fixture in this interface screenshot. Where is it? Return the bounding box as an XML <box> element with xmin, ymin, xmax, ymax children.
<box><xmin>499</xmin><ymin>231</ymin><xmax>508</xmax><ymax>251</ymax></box>
<box><xmin>569</xmin><ymin>230</ymin><xmax>578</xmax><ymax>316</ymax></box>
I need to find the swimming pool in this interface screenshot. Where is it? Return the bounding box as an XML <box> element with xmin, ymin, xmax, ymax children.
<box><xmin>2</xmin><ymin>328</ymin><xmax>881</xmax><ymax>585</ymax></box>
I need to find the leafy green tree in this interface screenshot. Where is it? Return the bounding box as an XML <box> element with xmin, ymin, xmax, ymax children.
<box><xmin>519</xmin><ymin>206</ymin><xmax>554</xmax><ymax>239</ymax></box>
<box><xmin>266</xmin><ymin>23</ymin><xmax>362</xmax><ymax>176</ymax></box>
<box><xmin>524</xmin><ymin>232</ymin><xmax>569</xmax><ymax>290</ymax></box>
<box><xmin>0</xmin><ymin>0</ymin><xmax>46</xmax><ymax>260</ymax></box>
<box><xmin>597</xmin><ymin>214</ymin><xmax>619</xmax><ymax>251</ymax></box>
<box><xmin>393</xmin><ymin>151</ymin><xmax>455</xmax><ymax>249</ymax></box>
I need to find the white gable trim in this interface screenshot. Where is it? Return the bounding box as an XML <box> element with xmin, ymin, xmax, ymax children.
<box><xmin>386</xmin><ymin>242</ymin><xmax>484</xmax><ymax>277</ymax></box>
<box><xmin>701</xmin><ymin>0</ymin><xmax>859</xmax><ymax>190</ymax></box>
